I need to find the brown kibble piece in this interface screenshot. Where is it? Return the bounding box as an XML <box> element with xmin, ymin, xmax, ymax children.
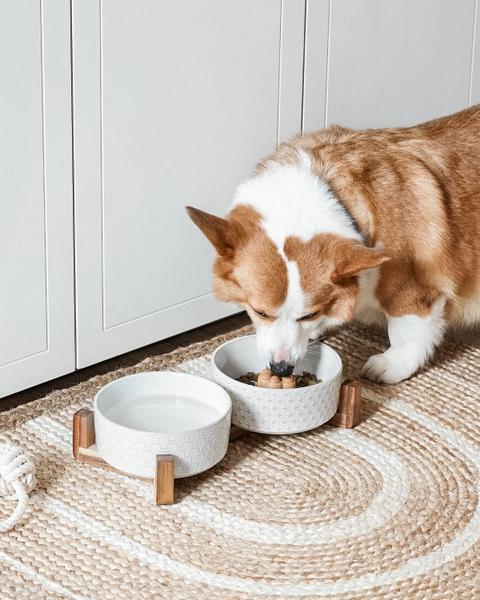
<box><xmin>257</xmin><ymin>369</ymin><xmax>271</xmax><ymax>388</ymax></box>
<box><xmin>266</xmin><ymin>374</ymin><xmax>282</xmax><ymax>389</ymax></box>
<box><xmin>268</xmin><ymin>379</ymin><xmax>282</xmax><ymax>389</ymax></box>
<box><xmin>257</xmin><ymin>371</ymin><xmax>282</xmax><ymax>389</ymax></box>
<box><xmin>281</xmin><ymin>376</ymin><xmax>296</xmax><ymax>389</ymax></box>
<box><xmin>257</xmin><ymin>369</ymin><xmax>273</xmax><ymax>387</ymax></box>
<box><xmin>236</xmin><ymin>369</ymin><xmax>319</xmax><ymax>388</ymax></box>
<box><xmin>258</xmin><ymin>369</ymin><xmax>272</xmax><ymax>380</ymax></box>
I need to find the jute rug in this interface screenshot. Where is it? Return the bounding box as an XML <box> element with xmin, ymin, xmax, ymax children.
<box><xmin>1</xmin><ymin>323</ymin><xmax>480</xmax><ymax>599</ymax></box>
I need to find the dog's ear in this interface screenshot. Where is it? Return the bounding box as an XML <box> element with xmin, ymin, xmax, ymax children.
<box><xmin>332</xmin><ymin>241</ymin><xmax>389</xmax><ymax>283</ymax></box>
<box><xmin>186</xmin><ymin>206</ymin><xmax>237</xmax><ymax>257</ymax></box>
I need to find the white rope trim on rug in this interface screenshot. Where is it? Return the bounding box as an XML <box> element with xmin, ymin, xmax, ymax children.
<box><xmin>0</xmin><ymin>551</ymin><xmax>87</xmax><ymax>600</ymax></box>
<box><xmin>0</xmin><ymin>441</ymin><xmax>36</xmax><ymax>532</ymax></box>
<box><xmin>176</xmin><ymin>429</ymin><xmax>411</xmax><ymax>544</ymax></box>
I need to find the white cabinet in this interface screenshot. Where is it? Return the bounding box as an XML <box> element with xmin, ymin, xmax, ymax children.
<box><xmin>72</xmin><ymin>0</ymin><xmax>305</xmax><ymax>367</ymax></box>
<box><xmin>471</xmin><ymin>3</ymin><xmax>480</xmax><ymax>104</ymax></box>
<box><xmin>0</xmin><ymin>1</ymin><xmax>74</xmax><ymax>397</ymax></box>
<box><xmin>304</xmin><ymin>0</ymin><xmax>477</xmax><ymax>130</ymax></box>
<box><xmin>2</xmin><ymin>1</ymin><xmax>480</xmax><ymax>396</ymax></box>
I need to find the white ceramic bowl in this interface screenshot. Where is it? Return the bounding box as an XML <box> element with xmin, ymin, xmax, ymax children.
<box><xmin>93</xmin><ymin>371</ymin><xmax>231</xmax><ymax>478</ymax></box>
<box><xmin>211</xmin><ymin>335</ymin><xmax>342</xmax><ymax>434</ymax></box>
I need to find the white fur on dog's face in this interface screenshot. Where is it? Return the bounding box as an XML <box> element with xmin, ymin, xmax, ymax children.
<box><xmin>254</xmin><ymin>314</ymin><xmax>342</xmax><ymax>365</ymax></box>
<box><xmin>249</xmin><ymin>260</ymin><xmax>342</xmax><ymax>365</ymax></box>
<box><xmin>254</xmin><ymin>260</ymin><xmax>310</xmax><ymax>365</ymax></box>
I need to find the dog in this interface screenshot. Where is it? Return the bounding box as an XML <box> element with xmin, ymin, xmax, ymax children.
<box><xmin>187</xmin><ymin>105</ymin><xmax>480</xmax><ymax>383</ymax></box>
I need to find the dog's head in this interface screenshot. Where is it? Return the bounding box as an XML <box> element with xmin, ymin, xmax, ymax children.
<box><xmin>187</xmin><ymin>203</ymin><xmax>387</xmax><ymax>376</ymax></box>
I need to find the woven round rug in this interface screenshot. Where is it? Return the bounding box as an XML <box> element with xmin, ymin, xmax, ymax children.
<box><xmin>1</xmin><ymin>323</ymin><xmax>480</xmax><ymax>599</ymax></box>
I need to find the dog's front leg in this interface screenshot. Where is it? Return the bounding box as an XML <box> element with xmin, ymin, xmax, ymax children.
<box><xmin>362</xmin><ymin>298</ymin><xmax>446</xmax><ymax>384</ymax></box>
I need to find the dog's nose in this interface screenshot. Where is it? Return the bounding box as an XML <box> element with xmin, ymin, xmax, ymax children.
<box><xmin>269</xmin><ymin>361</ymin><xmax>294</xmax><ymax>377</ymax></box>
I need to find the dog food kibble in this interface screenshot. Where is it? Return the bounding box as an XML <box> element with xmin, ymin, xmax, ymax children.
<box><xmin>281</xmin><ymin>375</ymin><xmax>296</xmax><ymax>389</ymax></box>
<box><xmin>236</xmin><ymin>369</ymin><xmax>320</xmax><ymax>389</ymax></box>
<box><xmin>258</xmin><ymin>370</ymin><xmax>282</xmax><ymax>389</ymax></box>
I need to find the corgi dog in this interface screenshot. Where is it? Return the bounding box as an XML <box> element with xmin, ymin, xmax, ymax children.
<box><xmin>187</xmin><ymin>105</ymin><xmax>480</xmax><ymax>383</ymax></box>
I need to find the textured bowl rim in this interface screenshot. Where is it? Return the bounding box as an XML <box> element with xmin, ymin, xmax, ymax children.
<box><xmin>211</xmin><ymin>334</ymin><xmax>343</xmax><ymax>392</ymax></box>
<box><xmin>94</xmin><ymin>370</ymin><xmax>232</xmax><ymax>435</ymax></box>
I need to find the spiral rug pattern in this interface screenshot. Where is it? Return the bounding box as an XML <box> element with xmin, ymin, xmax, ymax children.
<box><xmin>1</xmin><ymin>324</ymin><xmax>480</xmax><ymax>599</ymax></box>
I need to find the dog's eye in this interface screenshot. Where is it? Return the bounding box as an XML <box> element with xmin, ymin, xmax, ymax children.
<box><xmin>298</xmin><ymin>311</ymin><xmax>320</xmax><ymax>322</ymax></box>
<box><xmin>252</xmin><ymin>307</ymin><xmax>270</xmax><ymax>319</ymax></box>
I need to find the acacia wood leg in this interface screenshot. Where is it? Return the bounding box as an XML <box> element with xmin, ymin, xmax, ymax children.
<box><xmin>155</xmin><ymin>455</ymin><xmax>175</xmax><ymax>505</ymax></box>
<box><xmin>72</xmin><ymin>409</ymin><xmax>96</xmax><ymax>458</ymax></box>
<box><xmin>329</xmin><ymin>379</ymin><xmax>362</xmax><ymax>428</ymax></box>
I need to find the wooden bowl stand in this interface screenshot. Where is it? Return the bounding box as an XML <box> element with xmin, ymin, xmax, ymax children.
<box><xmin>72</xmin><ymin>379</ymin><xmax>361</xmax><ymax>505</ymax></box>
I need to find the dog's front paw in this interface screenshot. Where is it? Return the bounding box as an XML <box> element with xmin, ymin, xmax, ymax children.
<box><xmin>362</xmin><ymin>348</ymin><xmax>419</xmax><ymax>384</ymax></box>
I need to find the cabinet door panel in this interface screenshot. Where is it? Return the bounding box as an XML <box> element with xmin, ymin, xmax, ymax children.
<box><xmin>0</xmin><ymin>0</ymin><xmax>74</xmax><ymax>397</ymax></box>
<box><xmin>73</xmin><ymin>0</ymin><xmax>305</xmax><ymax>367</ymax></box>
<box><xmin>304</xmin><ymin>0</ymin><xmax>476</xmax><ymax>130</ymax></box>
<box><xmin>471</xmin><ymin>2</ymin><xmax>480</xmax><ymax>104</ymax></box>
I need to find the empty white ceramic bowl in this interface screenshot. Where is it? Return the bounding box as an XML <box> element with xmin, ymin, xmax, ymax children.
<box><xmin>211</xmin><ymin>335</ymin><xmax>342</xmax><ymax>434</ymax></box>
<box><xmin>94</xmin><ymin>371</ymin><xmax>231</xmax><ymax>478</ymax></box>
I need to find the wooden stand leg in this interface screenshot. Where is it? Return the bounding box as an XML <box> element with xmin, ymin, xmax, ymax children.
<box><xmin>72</xmin><ymin>409</ymin><xmax>96</xmax><ymax>458</ymax></box>
<box><xmin>72</xmin><ymin>410</ymin><xmax>251</xmax><ymax>506</ymax></box>
<box><xmin>329</xmin><ymin>379</ymin><xmax>362</xmax><ymax>428</ymax></box>
<box><xmin>72</xmin><ymin>409</ymin><xmax>115</xmax><ymax>471</ymax></box>
<box><xmin>155</xmin><ymin>455</ymin><xmax>175</xmax><ymax>505</ymax></box>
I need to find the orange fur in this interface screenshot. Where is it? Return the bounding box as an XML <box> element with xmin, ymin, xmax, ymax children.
<box><xmin>187</xmin><ymin>205</ymin><xmax>288</xmax><ymax>316</ymax></box>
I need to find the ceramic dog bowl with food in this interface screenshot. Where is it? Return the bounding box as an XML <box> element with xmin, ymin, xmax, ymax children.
<box><xmin>211</xmin><ymin>335</ymin><xmax>342</xmax><ymax>434</ymax></box>
<box><xmin>93</xmin><ymin>371</ymin><xmax>231</xmax><ymax>478</ymax></box>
